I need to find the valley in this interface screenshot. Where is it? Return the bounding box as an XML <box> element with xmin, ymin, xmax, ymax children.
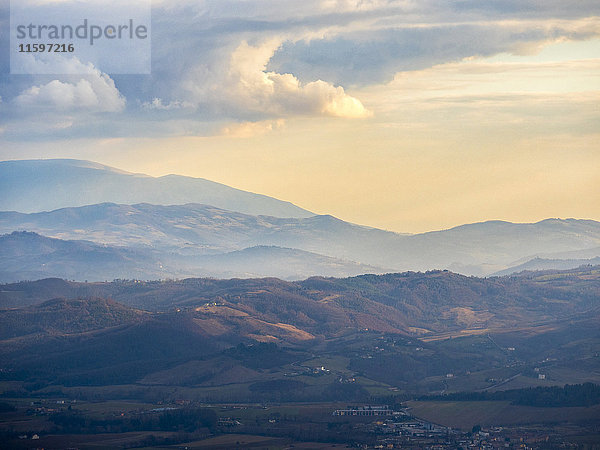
<box><xmin>0</xmin><ymin>160</ymin><xmax>599</xmax><ymax>448</ymax></box>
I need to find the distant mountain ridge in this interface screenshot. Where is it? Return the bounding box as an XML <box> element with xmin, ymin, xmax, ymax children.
<box><xmin>0</xmin><ymin>231</ymin><xmax>389</xmax><ymax>283</ymax></box>
<box><xmin>0</xmin><ymin>159</ymin><xmax>313</xmax><ymax>218</ymax></box>
<box><xmin>1</xmin><ymin>159</ymin><xmax>599</xmax><ymax>279</ymax></box>
<box><xmin>0</xmin><ymin>231</ymin><xmax>165</xmax><ymax>282</ymax></box>
<box><xmin>1</xmin><ymin>203</ymin><xmax>598</xmax><ymax>278</ymax></box>
<box><xmin>491</xmin><ymin>256</ymin><xmax>600</xmax><ymax>277</ymax></box>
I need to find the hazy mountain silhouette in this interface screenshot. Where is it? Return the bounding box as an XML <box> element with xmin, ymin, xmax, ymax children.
<box><xmin>1</xmin><ymin>159</ymin><xmax>599</xmax><ymax>279</ymax></box>
<box><xmin>491</xmin><ymin>256</ymin><xmax>600</xmax><ymax>276</ymax></box>
<box><xmin>1</xmin><ymin>203</ymin><xmax>598</xmax><ymax>277</ymax></box>
<box><xmin>0</xmin><ymin>231</ymin><xmax>389</xmax><ymax>283</ymax></box>
<box><xmin>0</xmin><ymin>159</ymin><xmax>312</xmax><ymax>218</ymax></box>
<box><xmin>0</xmin><ymin>231</ymin><xmax>165</xmax><ymax>282</ymax></box>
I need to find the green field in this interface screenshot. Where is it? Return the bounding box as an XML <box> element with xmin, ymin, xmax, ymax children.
<box><xmin>153</xmin><ymin>433</ymin><xmax>351</xmax><ymax>449</ymax></box>
<box><xmin>407</xmin><ymin>400</ymin><xmax>600</xmax><ymax>430</ymax></box>
<box><xmin>0</xmin><ymin>430</ymin><xmax>180</xmax><ymax>450</ymax></box>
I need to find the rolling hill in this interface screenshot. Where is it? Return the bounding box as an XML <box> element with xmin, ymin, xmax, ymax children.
<box><xmin>2</xmin><ymin>266</ymin><xmax>598</xmax><ymax>333</ymax></box>
<box><xmin>0</xmin><ymin>267</ymin><xmax>598</xmax><ymax>398</ymax></box>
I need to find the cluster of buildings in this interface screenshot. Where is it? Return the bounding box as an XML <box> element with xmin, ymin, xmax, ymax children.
<box><xmin>364</xmin><ymin>421</ymin><xmax>561</xmax><ymax>449</ymax></box>
<box><xmin>332</xmin><ymin>406</ymin><xmax>560</xmax><ymax>449</ymax></box>
<box><xmin>333</xmin><ymin>405</ymin><xmax>395</xmax><ymax>417</ymax></box>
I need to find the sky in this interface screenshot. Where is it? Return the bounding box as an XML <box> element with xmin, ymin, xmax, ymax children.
<box><xmin>0</xmin><ymin>0</ymin><xmax>599</xmax><ymax>233</ymax></box>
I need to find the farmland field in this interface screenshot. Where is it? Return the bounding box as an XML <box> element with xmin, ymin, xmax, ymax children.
<box><xmin>407</xmin><ymin>400</ymin><xmax>600</xmax><ymax>430</ymax></box>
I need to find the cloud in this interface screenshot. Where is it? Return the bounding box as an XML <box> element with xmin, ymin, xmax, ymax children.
<box><xmin>268</xmin><ymin>17</ymin><xmax>600</xmax><ymax>86</ymax></box>
<box><xmin>2</xmin><ymin>0</ymin><xmax>599</xmax><ymax>140</ymax></box>
<box><xmin>184</xmin><ymin>40</ymin><xmax>371</xmax><ymax>119</ymax></box>
<box><xmin>15</xmin><ymin>77</ymin><xmax>125</xmax><ymax>112</ymax></box>
<box><xmin>12</xmin><ymin>54</ymin><xmax>98</xmax><ymax>75</ymax></box>
<box><xmin>13</xmin><ymin>58</ymin><xmax>125</xmax><ymax>113</ymax></box>
<box><xmin>357</xmin><ymin>52</ymin><xmax>600</xmax><ymax>138</ymax></box>
<box><xmin>381</xmin><ymin>57</ymin><xmax>600</xmax><ymax>101</ymax></box>
<box><xmin>141</xmin><ymin>98</ymin><xmax>194</xmax><ymax>111</ymax></box>
<box><xmin>222</xmin><ymin>119</ymin><xmax>285</xmax><ymax>138</ymax></box>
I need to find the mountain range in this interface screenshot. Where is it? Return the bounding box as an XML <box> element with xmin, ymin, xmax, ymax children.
<box><xmin>0</xmin><ymin>159</ymin><xmax>598</xmax><ymax>412</ymax></box>
<box><xmin>0</xmin><ymin>231</ymin><xmax>388</xmax><ymax>283</ymax></box>
<box><xmin>0</xmin><ymin>159</ymin><xmax>312</xmax><ymax>218</ymax></box>
<box><xmin>0</xmin><ymin>205</ymin><xmax>599</xmax><ymax>280</ymax></box>
<box><xmin>0</xmin><ymin>159</ymin><xmax>599</xmax><ymax>281</ymax></box>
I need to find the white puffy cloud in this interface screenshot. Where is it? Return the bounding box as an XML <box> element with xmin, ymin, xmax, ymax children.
<box><xmin>14</xmin><ymin>62</ymin><xmax>125</xmax><ymax>113</ymax></box>
<box><xmin>3</xmin><ymin>0</ymin><xmax>599</xmax><ymax>140</ymax></box>
<box><xmin>183</xmin><ymin>40</ymin><xmax>371</xmax><ymax>119</ymax></box>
